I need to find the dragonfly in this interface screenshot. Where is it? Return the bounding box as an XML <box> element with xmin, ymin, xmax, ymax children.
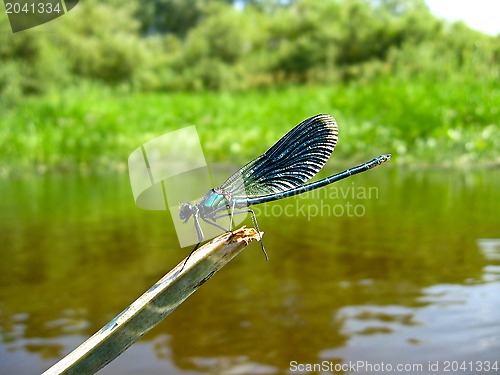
<box><xmin>179</xmin><ymin>114</ymin><xmax>391</xmax><ymax>265</ymax></box>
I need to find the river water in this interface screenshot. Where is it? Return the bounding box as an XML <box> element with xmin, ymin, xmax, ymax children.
<box><xmin>0</xmin><ymin>167</ymin><xmax>499</xmax><ymax>374</ymax></box>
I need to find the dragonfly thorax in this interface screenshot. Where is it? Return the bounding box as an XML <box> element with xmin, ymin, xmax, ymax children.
<box><xmin>179</xmin><ymin>188</ymin><xmax>232</xmax><ymax>223</ymax></box>
<box><xmin>198</xmin><ymin>188</ymin><xmax>231</xmax><ymax>218</ymax></box>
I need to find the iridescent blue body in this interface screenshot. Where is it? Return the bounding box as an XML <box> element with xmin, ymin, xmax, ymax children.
<box><xmin>179</xmin><ymin>114</ymin><xmax>391</xmax><ymax>264</ymax></box>
<box><xmin>198</xmin><ymin>188</ymin><xmax>231</xmax><ymax>219</ymax></box>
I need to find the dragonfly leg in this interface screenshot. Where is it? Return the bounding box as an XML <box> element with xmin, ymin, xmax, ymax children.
<box><xmin>181</xmin><ymin>206</ymin><xmax>266</xmax><ymax>273</ymax></box>
<box><xmin>180</xmin><ymin>205</ymin><xmax>241</xmax><ymax>273</ymax></box>
<box><xmin>228</xmin><ymin>200</ymin><xmax>236</xmax><ymax>231</ymax></box>
<box><xmin>179</xmin><ymin>209</ymin><xmax>204</xmax><ymax>273</ymax></box>
<box><xmin>213</xmin><ymin>209</ymin><xmax>268</xmax><ymax>261</ymax></box>
<box><xmin>193</xmin><ymin>207</ymin><xmax>204</xmax><ymax>243</ymax></box>
<box><xmin>199</xmin><ymin>202</ymin><xmax>236</xmax><ymax>233</ymax></box>
<box><xmin>200</xmin><ymin>215</ymin><xmax>232</xmax><ymax>233</ymax></box>
<box><xmin>179</xmin><ymin>242</ymin><xmax>201</xmax><ymax>273</ymax></box>
<box><xmin>245</xmin><ymin>208</ymin><xmax>268</xmax><ymax>261</ymax></box>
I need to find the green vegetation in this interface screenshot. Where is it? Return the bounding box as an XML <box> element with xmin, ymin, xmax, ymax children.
<box><xmin>0</xmin><ymin>0</ymin><xmax>499</xmax><ymax>175</ymax></box>
<box><xmin>1</xmin><ymin>77</ymin><xmax>499</xmax><ymax>176</ymax></box>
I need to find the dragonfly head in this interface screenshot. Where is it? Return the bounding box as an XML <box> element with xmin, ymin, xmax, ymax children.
<box><xmin>179</xmin><ymin>202</ymin><xmax>194</xmax><ymax>222</ymax></box>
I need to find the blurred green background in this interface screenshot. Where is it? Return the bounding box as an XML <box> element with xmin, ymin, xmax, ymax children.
<box><xmin>1</xmin><ymin>0</ymin><xmax>499</xmax><ymax>175</ymax></box>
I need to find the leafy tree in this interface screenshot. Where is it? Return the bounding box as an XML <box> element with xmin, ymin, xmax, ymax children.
<box><xmin>1</xmin><ymin>0</ymin><xmax>498</xmax><ymax>97</ymax></box>
<box><xmin>133</xmin><ymin>0</ymin><xmax>235</xmax><ymax>37</ymax></box>
<box><xmin>41</xmin><ymin>0</ymin><xmax>157</xmax><ymax>87</ymax></box>
<box><xmin>0</xmin><ymin>11</ymin><xmax>69</xmax><ymax>104</ymax></box>
<box><xmin>177</xmin><ymin>2</ymin><xmax>260</xmax><ymax>89</ymax></box>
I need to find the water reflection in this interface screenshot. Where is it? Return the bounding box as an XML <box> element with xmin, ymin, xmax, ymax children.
<box><xmin>0</xmin><ymin>169</ymin><xmax>499</xmax><ymax>374</ymax></box>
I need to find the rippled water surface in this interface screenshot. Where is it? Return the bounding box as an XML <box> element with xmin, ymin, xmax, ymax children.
<box><xmin>0</xmin><ymin>168</ymin><xmax>499</xmax><ymax>374</ymax></box>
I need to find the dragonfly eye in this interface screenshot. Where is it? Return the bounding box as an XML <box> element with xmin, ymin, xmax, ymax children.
<box><xmin>179</xmin><ymin>203</ymin><xmax>193</xmax><ymax>222</ymax></box>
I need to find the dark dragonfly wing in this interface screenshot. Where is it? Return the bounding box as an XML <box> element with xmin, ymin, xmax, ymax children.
<box><xmin>219</xmin><ymin>114</ymin><xmax>338</xmax><ymax>198</ymax></box>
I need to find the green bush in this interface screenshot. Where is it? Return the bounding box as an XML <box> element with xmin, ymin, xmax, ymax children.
<box><xmin>1</xmin><ymin>77</ymin><xmax>498</xmax><ymax>176</ymax></box>
<box><xmin>1</xmin><ymin>0</ymin><xmax>499</xmax><ymax>97</ymax></box>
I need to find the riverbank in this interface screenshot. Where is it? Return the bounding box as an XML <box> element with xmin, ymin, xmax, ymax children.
<box><xmin>1</xmin><ymin>78</ymin><xmax>499</xmax><ymax>176</ymax></box>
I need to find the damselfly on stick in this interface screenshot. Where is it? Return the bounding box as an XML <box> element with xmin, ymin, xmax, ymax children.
<box><xmin>179</xmin><ymin>114</ymin><xmax>391</xmax><ymax>265</ymax></box>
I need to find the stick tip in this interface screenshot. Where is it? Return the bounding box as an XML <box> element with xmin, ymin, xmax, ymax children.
<box><xmin>232</xmin><ymin>226</ymin><xmax>263</xmax><ymax>245</ymax></box>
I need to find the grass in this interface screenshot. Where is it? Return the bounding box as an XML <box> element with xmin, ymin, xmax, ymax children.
<box><xmin>1</xmin><ymin>77</ymin><xmax>499</xmax><ymax>176</ymax></box>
